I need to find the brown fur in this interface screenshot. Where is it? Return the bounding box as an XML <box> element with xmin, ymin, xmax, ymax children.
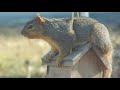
<box><xmin>21</xmin><ymin>15</ymin><xmax>113</xmax><ymax>78</ymax></box>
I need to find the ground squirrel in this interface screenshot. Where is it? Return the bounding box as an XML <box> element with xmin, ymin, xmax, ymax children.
<box><xmin>21</xmin><ymin>14</ymin><xmax>113</xmax><ymax>77</ymax></box>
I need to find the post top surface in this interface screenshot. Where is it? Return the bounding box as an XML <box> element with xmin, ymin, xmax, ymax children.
<box><xmin>42</xmin><ymin>43</ymin><xmax>91</xmax><ymax>66</ymax></box>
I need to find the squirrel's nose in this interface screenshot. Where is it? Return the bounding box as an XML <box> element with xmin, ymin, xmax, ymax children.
<box><xmin>21</xmin><ymin>30</ymin><xmax>24</xmax><ymax>35</ymax></box>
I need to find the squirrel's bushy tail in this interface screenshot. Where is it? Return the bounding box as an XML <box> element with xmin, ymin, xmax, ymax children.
<box><xmin>91</xmin><ymin>23</ymin><xmax>113</xmax><ymax>54</ymax></box>
<box><xmin>91</xmin><ymin>23</ymin><xmax>113</xmax><ymax>78</ymax></box>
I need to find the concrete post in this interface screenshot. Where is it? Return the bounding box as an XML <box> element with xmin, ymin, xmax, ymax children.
<box><xmin>79</xmin><ymin>12</ymin><xmax>89</xmax><ymax>17</ymax></box>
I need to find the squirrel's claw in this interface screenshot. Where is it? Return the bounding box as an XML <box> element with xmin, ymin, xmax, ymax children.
<box><xmin>41</xmin><ymin>57</ymin><xmax>48</xmax><ymax>64</ymax></box>
<box><xmin>56</xmin><ymin>59</ymin><xmax>62</xmax><ymax>66</ymax></box>
<box><xmin>42</xmin><ymin>54</ymin><xmax>52</xmax><ymax>64</ymax></box>
<box><xmin>56</xmin><ymin>61</ymin><xmax>62</xmax><ymax>66</ymax></box>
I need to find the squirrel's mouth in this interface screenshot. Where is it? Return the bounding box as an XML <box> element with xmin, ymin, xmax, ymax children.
<box><xmin>21</xmin><ymin>30</ymin><xmax>41</xmax><ymax>39</ymax></box>
<box><xmin>27</xmin><ymin>36</ymin><xmax>36</xmax><ymax>39</ymax></box>
<box><xmin>21</xmin><ymin>31</ymin><xmax>32</xmax><ymax>39</ymax></box>
<box><xmin>25</xmin><ymin>34</ymin><xmax>41</xmax><ymax>39</ymax></box>
<box><xmin>23</xmin><ymin>34</ymin><xmax>36</xmax><ymax>39</ymax></box>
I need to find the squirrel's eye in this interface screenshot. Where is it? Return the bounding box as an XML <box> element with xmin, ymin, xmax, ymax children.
<box><xmin>28</xmin><ymin>24</ymin><xmax>33</xmax><ymax>29</ymax></box>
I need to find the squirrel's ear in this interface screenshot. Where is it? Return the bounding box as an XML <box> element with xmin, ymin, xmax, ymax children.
<box><xmin>36</xmin><ymin>14</ymin><xmax>45</xmax><ymax>23</ymax></box>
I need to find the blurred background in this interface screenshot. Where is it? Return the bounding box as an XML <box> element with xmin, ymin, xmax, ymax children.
<box><xmin>0</xmin><ymin>12</ymin><xmax>120</xmax><ymax>78</ymax></box>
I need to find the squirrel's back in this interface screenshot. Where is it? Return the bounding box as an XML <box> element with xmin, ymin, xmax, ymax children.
<box><xmin>73</xmin><ymin>17</ymin><xmax>112</xmax><ymax>54</ymax></box>
<box><xmin>73</xmin><ymin>17</ymin><xmax>99</xmax><ymax>42</ymax></box>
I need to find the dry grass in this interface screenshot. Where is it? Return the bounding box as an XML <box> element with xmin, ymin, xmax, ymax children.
<box><xmin>0</xmin><ymin>27</ymin><xmax>50</xmax><ymax>78</ymax></box>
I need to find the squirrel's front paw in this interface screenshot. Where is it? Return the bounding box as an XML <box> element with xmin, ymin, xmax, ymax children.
<box><xmin>56</xmin><ymin>58</ymin><xmax>62</xmax><ymax>66</ymax></box>
<box><xmin>56</xmin><ymin>60</ymin><xmax>62</xmax><ymax>66</ymax></box>
<box><xmin>42</xmin><ymin>54</ymin><xmax>52</xmax><ymax>64</ymax></box>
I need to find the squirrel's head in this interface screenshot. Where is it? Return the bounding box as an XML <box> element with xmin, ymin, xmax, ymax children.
<box><xmin>21</xmin><ymin>14</ymin><xmax>46</xmax><ymax>39</ymax></box>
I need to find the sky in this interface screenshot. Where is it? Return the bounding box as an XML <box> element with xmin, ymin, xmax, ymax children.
<box><xmin>0</xmin><ymin>12</ymin><xmax>71</xmax><ymax>16</ymax></box>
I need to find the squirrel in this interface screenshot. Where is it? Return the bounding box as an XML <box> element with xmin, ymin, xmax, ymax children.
<box><xmin>21</xmin><ymin>14</ymin><xmax>113</xmax><ymax>78</ymax></box>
